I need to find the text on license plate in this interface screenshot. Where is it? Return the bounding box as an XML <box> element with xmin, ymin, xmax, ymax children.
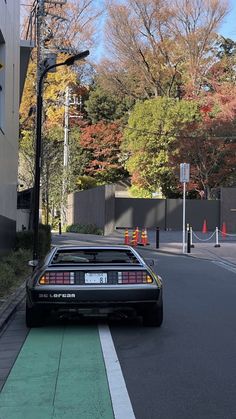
<box><xmin>85</xmin><ymin>273</ymin><xmax>107</xmax><ymax>284</ymax></box>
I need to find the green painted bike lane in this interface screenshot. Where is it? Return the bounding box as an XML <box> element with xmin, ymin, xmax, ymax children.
<box><xmin>0</xmin><ymin>325</ymin><xmax>114</xmax><ymax>419</ymax></box>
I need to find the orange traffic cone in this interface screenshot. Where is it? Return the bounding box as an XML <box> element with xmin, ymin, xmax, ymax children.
<box><xmin>139</xmin><ymin>229</ymin><xmax>146</xmax><ymax>246</ymax></box>
<box><xmin>135</xmin><ymin>226</ymin><xmax>140</xmax><ymax>244</ymax></box>
<box><xmin>202</xmin><ymin>219</ymin><xmax>208</xmax><ymax>233</ymax></box>
<box><xmin>124</xmin><ymin>228</ymin><xmax>130</xmax><ymax>245</ymax></box>
<box><xmin>144</xmin><ymin>228</ymin><xmax>150</xmax><ymax>245</ymax></box>
<box><xmin>221</xmin><ymin>222</ymin><xmax>227</xmax><ymax>239</ymax></box>
<box><xmin>131</xmin><ymin>230</ymin><xmax>137</xmax><ymax>246</ymax></box>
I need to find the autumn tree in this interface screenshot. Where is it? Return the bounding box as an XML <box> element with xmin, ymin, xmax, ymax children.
<box><xmin>168</xmin><ymin>0</ymin><xmax>228</xmax><ymax>94</ymax></box>
<box><xmin>19</xmin><ymin>0</ymin><xmax>102</xmax><ymax>223</ymax></box>
<box><xmin>98</xmin><ymin>0</ymin><xmax>228</xmax><ymax>99</ymax></box>
<box><xmin>21</xmin><ymin>0</ymin><xmax>102</xmax><ymax>51</ymax></box>
<box><xmin>80</xmin><ymin>122</ymin><xmax>128</xmax><ymax>183</ymax></box>
<box><xmin>173</xmin><ymin>85</ymin><xmax>236</xmax><ymax>198</ymax></box>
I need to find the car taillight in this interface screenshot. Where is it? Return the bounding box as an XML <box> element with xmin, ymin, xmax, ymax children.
<box><xmin>118</xmin><ymin>271</ymin><xmax>153</xmax><ymax>284</ymax></box>
<box><xmin>39</xmin><ymin>272</ymin><xmax>75</xmax><ymax>285</ymax></box>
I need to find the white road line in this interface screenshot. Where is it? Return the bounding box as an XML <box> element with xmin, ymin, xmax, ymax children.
<box><xmin>99</xmin><ymin>324</ymin><xmax>136</xmax><ymax>419</ymax></box>
<box><xmin>213</xmin><ymin>261</ymin><xmax>236</xmax><ymax>274</ymax></box>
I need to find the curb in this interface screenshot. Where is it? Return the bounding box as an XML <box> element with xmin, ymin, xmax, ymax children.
<box><xmin>0</xmin><ymin>282</ymin><xmax>26</xmax><ymax>333</ymax></box>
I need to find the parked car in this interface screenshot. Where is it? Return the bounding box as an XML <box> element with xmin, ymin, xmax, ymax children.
<box><xmin>26</xmin><ymin>245</ymin><xmax>163</xmax><ymax>327</ymax></box>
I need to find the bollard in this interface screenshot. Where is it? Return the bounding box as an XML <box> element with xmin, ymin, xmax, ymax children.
<box><xmin>58</xmin><ymin>220</ymin><xmax>62</xmax><ymax>235</ymax></box>
<box><xmin>214</xmin><ymin>227</ymin><xmax>220</xmax><ymax>247</ymax></box>
<box><xmin>187</xmin><ymin>228</ymin><xmax>191</xmax><ymax>253</ymax></box>
<box><xmin>190</xmin><ymin>226</ymin><xmax>194</xmax><ymax>248</ymax></box>
<box><xmin>156</xmin><ymin>227</ymin><xmax>160</xmax><ymax>249</ymax></box>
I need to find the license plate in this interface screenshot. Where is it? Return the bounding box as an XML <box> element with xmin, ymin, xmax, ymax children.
<box><xmin>85</xmin><ymin>273</ymin><xmax>107</xmax><ymax>284</ymax></box>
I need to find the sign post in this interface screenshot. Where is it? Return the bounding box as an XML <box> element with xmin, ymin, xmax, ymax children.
<box><xmin>180</xmin><ymin>163</ymin><xmax>190</xmax><ymax>253</ymax></box>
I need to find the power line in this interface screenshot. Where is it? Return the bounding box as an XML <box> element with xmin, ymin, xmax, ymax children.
<box><xmin>122</xmin><ymin>124</ymin><xmax>236</xmax><ymax>140</ymax></box>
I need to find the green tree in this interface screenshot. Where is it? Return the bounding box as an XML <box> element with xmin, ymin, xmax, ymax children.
<box><xmin>67</xmin><ymin>127</ymin><xmax>91</xmax><ymax>192</ymax></box>
<box><xmin>85</xmin><ymin>84</ymin><xmax>134</xmax><ymax>124</ymax></box>
<box><xmin>123</xmin><ymin>96</ymin><xmax>200</xmax><ymax>197</ymax></box>
<box><xmin>18</xmin><ymin>130</ymin><xmax>35</xmax><ymax>189</ymax></box>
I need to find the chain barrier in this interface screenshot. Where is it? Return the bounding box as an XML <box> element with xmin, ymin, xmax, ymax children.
<box><xmin>218</xmin><ymin>230</ymin><xmax>236</xmax><ymax>237</ymax></box>
<box><xmin>192</xmin><ymin>230</ymin><xmax>216</xmax><ymax>242</ymax></box>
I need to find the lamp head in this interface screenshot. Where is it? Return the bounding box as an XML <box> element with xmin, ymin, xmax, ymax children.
<box><xmin>64</xmin><ymin>50</ymin><xmax>90</xmax><ymax>66</ymax></box>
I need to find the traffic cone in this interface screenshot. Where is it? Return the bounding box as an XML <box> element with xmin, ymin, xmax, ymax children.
<box><xmin>124</xmin><ymin>228</ymin><xmax>130</xmax><ymax>245</ymax></box>
<box><xmin>135</xmin><ymin>226</ymin><xmax>140</xmax><ymax>244</ymax></box>
<box><xmin>139</xmin><ymin>229</ymin><xmax>146</xmax><ymax>246</ymax></box>
<box><xmin>221</xmin><ymin>222</ymin><xmax>227</xmax><ymax>239</ymax></box>
<box><xmin>144</xmin><ymin>228</ymin><xmax>150</xmax><ymax>245</ymax></box>
<box><xmin>202</xmin><ymin>219</ymin><xmax>208</xmax><ymax>233</ymax></box>
<box><xmin>131</xmin><ymin>230</ymin><xmax>137</xmax><ymax>246</ymax></box>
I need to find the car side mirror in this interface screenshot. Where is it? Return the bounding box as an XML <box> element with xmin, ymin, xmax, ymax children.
<box><xmin>146</xmin><ymin>259</ymin><xmax>155</xmax><ymax>267</ymax></box>
<box><xmin>28</xmin><ymin>260</ymin><xmax>39</xmax><ymax>267</ymax></box>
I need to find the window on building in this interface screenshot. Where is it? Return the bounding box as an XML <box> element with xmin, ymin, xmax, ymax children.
<box><xmin>0</xmin><ymin>30</ymin><xmax>6</xmax><ymax>133</ymax></box>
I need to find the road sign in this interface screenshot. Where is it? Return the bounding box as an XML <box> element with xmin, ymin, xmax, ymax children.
<box><xmin>180</xmin><ymin>163</ymin><xmax>190</xmax><ymax>183</ymax></box>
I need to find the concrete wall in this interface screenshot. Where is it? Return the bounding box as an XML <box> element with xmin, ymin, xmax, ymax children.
<box><xmin>16</xmin><ymin>209</ymin><xmax>30</xmax><ymax>232</ymax></box>
<box><xmin>115</xmin><ymin>198</ymin><xmax>166</xmax><ymax>229</ymax></box>
<box><xmin>67</xmin><ymin>185</ymin><xmax>236</xmax><ymax>234</ymax></box>
<box><xmin>220</xmin><ymin>188</ymin><xmax>236</xmax><ymax>233</ymax></box>
<box><xmin>167</xmin><ymin>199</ymin><xmax>220</xmax><ymax>231</ymax></box>
<box><xmin>0</xmin><ymin>0</ymin><xmax>20</xmax><ymax>252</ymax></box>
<box><xmin>115</xmin><ymin>198</ymin><xmax>220</xmax><ymax>231</ymax></box>
<box><xmin>0</xmin><ymin>215</ymin><xmax>16</xmax><ymax>254</ymax></box>
<box><xmin>67</xmin><ymin>185</ymin><xmax>116</xmax><ymax>235</ymax></box>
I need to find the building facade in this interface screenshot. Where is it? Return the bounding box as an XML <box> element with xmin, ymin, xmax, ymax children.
<box><xmin>0</xmin><ymin>0</ymin><xmax>31</xmax><ymax>253</ymax></box>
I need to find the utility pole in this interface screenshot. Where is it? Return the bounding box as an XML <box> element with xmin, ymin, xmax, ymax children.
<box><xmin>61</xmin><ymin>86</ymin><xmax>70</xmax><ymax>227</ymax></box>
<box><xmin>61</xmin><ymin>86</ymin><xmax>81</xmax><ymax>227</ymax></box>
<box><xmin>64</xmin><ymin>86</ymin><xmax>70</xmax><ymax>168</ymax></box>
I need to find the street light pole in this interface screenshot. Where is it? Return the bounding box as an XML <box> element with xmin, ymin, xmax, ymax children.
<box><xmin>32</xmin><ymin>50</ymin><xmax>90</xmax><ymax>260</ymax></box>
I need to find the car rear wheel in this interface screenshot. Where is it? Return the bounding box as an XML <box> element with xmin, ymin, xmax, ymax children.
<box><xmin>142</xmin><ymin>302</ymin><xmax>163</xmax><ymax>327</ymax></box>
<box><xmin>25</xmin><ymin>301</ymin><xmax>44</xmax><ymax>328</ymax></box>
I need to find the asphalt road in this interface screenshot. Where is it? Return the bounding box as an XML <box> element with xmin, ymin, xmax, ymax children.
<box><xmin>1</xmin><ymin>248</ymin><xmax>236</xmax><ymax>418</ymax></box>
<box><xmin>111</xmin><ymin>249</ymin><xmax>236</xmax><ymax>419</ymax></box>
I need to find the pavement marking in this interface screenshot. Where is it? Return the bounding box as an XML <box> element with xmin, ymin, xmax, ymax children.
<box><xmin>0</xmin><ymin>325</ymin><xmax>114</xmax><ymax>419</ymax></box>
<box><xmin>212</xmin><ymin>260</ymin><xmax>236</xmax><ymax>274</ymax></box>
<box><xmin>99</xmin><ymin>324</ymin><xmax>136</xmax><ymax>419</ymax></box>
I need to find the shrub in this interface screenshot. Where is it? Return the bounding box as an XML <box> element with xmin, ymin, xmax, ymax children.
<box><xmin>0</xmin><ymin>249</ymin><xmax>32</xmax><ymax>298</ymax></box>
<box><xmin>15</xmin><ymin>224</ymin><xmax>51</xmax><ymax>259</ymax></box>
<box><xmin>0</xmin><ymin>264</ymin><xmax>15</xmax><ymax>295</ymax></box>
<box><xmin>75</xmin><ymin>175</ymin><xmax>99</xmax><ymax>190</ymax></box>
<box><xmin>66</xmin><ymin>223</ymin><xmax>103</xmax><ymax>235</ymax></box>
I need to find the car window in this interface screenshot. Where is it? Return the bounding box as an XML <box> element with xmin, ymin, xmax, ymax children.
<box><xmin>50</xmin><ymin>249</ymin><xmax>140</xmax><ymax>265</ymax></box>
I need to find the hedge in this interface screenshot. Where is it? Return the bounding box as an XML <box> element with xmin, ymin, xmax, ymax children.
<box><xmin>66</xmin><ymin>223</ymin><xmax>103</xmax><ymax>235</ymax></box>
<box><xmin>15</xmin><ymin>224</ymin><xmax>51</xmax><ymax>259</ymax></box>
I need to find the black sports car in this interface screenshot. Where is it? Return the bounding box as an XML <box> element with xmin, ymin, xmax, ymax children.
<box><xmin>26</xmin><ymin>245</ymin><xmax>163</xmax><ymax>327</ymax></box>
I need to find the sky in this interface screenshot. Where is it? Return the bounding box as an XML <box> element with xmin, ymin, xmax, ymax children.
<box><xmin>219</xmin><ymin>1</ymin><xmax>236</xmax><ymax>41</ymax></box>
<box><xmin>94</xmin><ymin>0</ymin><xmax>236</xmax><ymax>61</ymax></box>
<box><xmin>20</xmin><ymin>0</ymin><xmax>236</xmax><ymax>62</ymax></box>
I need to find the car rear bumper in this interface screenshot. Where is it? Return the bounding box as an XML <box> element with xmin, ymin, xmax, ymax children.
<box><xmin>26</xmin><ymin>286</ymin><xmax>162</xmax><ymax>312</ymax></box>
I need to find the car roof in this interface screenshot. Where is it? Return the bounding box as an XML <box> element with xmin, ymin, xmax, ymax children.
<box><xmin>52</xmin><ymin>245</ymin><xmax>135</xmax><ymax>251</ymax></box>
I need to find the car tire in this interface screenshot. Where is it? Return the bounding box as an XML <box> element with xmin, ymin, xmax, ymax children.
<box><xmin>25</xmin><ymin>301</ymin><xmax>43</xmax><ymax>328</ymax></box>
<box><xmin>142</xmin><ymin>302</ymin><xmax>163</xmax><ymax>327</ymax></box>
